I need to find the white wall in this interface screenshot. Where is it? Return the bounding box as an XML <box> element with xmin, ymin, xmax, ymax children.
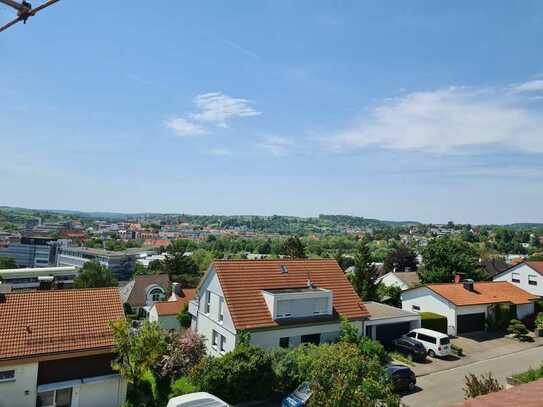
<box><xmin>0</xmin><ymin>362</ymin><xmax>38</xmax><ymax>407</ymax></box>
<box><xmin>494</xmin><ymin>264</ymin><xmax>543</xmax><ymax>297</ymax></box>
<box><xmin>379</xmin><ymin>273</ymin><xmax>409</xmax><ymax>291</ymax></box>
<box><xmin>402</xmin><ymin>287</ymin><xmax>457</xmax><ymax>335</ymax></box>
<box><xmin>194</xmin><ymin>268</ymin><xmax>237</xmax><ymax>356</ymax></box>
<box><xmin>249</xmin><ymin>320</ymin><xmax>363</xmax><ymax>350</ymax></box>
<box><xmin>78</xmin><ymin>375</ymin><xmax>127</xmax><ymax>407</ymax></box>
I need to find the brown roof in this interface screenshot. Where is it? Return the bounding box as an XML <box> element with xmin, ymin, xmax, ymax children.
<box><xmin>123</xmin><ymin>274</ymin><xmax>171</xmax><ymax>307</ymax></box>
<box><xmin>525</xmin><ymin>261</ymin><xmax>543</xmax><ymax>275</ymax></box>
<box><xmin>455</xmin><ymin>378</ymin><xmax>543</xmax><ymax>407</ymax></box>
<box><xmin>0</xmin><ymin>288</ymin><xmax>123</xmax><ymax>363</ymax></box>
<box><xmin>212</xmin><ymin>259</ymin><xmax>369</xmax><ymax>330</ymax></box>
<box><xmin>426</xmin><ymin>281</ymin><xmax>537</xmax><ymax>306</ymax></box>
<box><xmin>154</xmin><ymin>288</ymin><xmax>196</xmax><ymax>316</ymax></box>
<box><xmin>394</xmin><ymin>272</ymin><xmax>420</xmax><ymax>287</ymax></box>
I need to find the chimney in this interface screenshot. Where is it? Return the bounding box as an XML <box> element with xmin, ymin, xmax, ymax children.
<box><xmin>463</xmin><ymin>279</ymin><xmax>475</xmax><ymax>292</ymax></box>
<box><xmin>454</xmin><ymin>274</ymin><xmax>461</xmax><ymax>284</ymax></box>
<box><xmin>307</xmin><ymin>271</ymin><xmax>316</xmax><ymax>289</ymax></box>
<box><xmin>172</xmin><ymin>282</ymin><xmax>181</xmax><ymax>296</ymax></box>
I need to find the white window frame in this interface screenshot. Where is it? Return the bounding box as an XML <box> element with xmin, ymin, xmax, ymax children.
<box><xmin>211</xmin><ymin>330</ymin><xmax>218</xmax><ymax>348</ymax></box>
<box><xmin>218</xmin><ymin>297</ymin><xmax>224</xmax><ymax>323</ymax></box>
<box><xmin>37</xmin><ymin>387</ymin><xmax>73</xmax><ymax>407</ymax></box>
<box><xmin>149</xmin><ymin>288</ymin><xmax>163</xmax><ymax>302</ymax></box>
<box><xmin>512</xmin><ymin>273</ymin><xmax>520</xmax><ymax>283</ymax></box>
<box><xmin>219</xmin><ymin>334</ymin><xmax>226</xmax><ymax>353</ymax></box>
<box><xmin>0</xmin><ymin>370</ymin><xmax>15</xmax><ymax>383</ymax></box>
<box><xmin>204</xmin><ymin>290</ymin><xmax>211</xmax><ymax>314</ymax></box>
<box><xmin>529</xmin><ymin>275</ymin><xmax>538</xmax><ymax>286</ymax></box>
<box><xmin>276</xmin><ymin>300</ymin><xmax>292</xmax><ymax>318</ymax></box>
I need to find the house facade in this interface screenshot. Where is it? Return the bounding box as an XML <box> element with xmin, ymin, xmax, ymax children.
<box><xmin>401</xmin><ymin>281</ymin><xmax>537</xmax><ymax>336</ymax></box>
<box><xmin>493</xmin><ymin>261</ymin><xmax>543</xmax><ymax>297</ymax></box>
<box><xmin>119</xmin><ymin>274</ymin><xmax>171</xmax><ymax>315</ymax></box>
<box><xmin>376</xmin><ymin>271</ymin><xmax>420</xmax><ymax>291</ymax></box>
<box><xmin>149</xmin><ymin>285</ymin><xmax>196</xmax><ymax>332</ymax></box>
<box><xmin>189</xmin><ymin>259</ymin><xmax>369</xmax><ymax>355</ymax></box>
<box><xmin>0</xmin><ymin>288</ymin><xmax>126</xmax><ymax>407</ymax></box>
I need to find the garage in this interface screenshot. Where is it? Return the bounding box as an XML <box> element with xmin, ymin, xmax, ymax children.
<box><xmin>375</xmin><ymin>322</ymin><xmax>412</xmax><ymax>346</ymax></box>
<box><xmin>457</xmin><ymin>313</ymin><xmax>486</xmax><ymax>334</ymax></box>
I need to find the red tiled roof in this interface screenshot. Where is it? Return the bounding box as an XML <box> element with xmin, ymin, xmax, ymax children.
<box><xmin>155</xmin><ymin>288</ymin><xmax>196</xmax><ymax>316</ymax></box>
<box><xmin>455</xmin><ymin>378</ymin><xmax>543</xmax><ymax>407</ymax></box>
<box><xmin>525</xmin><ymin>261</ymin><xmax>543</xmax><ymax>275</ymax></box>
<box><xmin>212</xmin><ymin>259</ymin><xmax>369</xmax><ymax>330</ymax></box>
<box><xmin>0</xmin><ymin>288</ymin><xmax>124</xmax><ymax>363</ymax></box>
<box><xmin>426</xmin><ymin>281</ymin><xmax>537</xmax><ymax>306</ymax></box>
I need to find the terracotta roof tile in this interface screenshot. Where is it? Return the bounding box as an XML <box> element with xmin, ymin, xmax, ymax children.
<box><xmin>455</xmin><ymin>378</ymin><xmax>543</xmax><ymax>407</ymax></box>
<box><xmin>212</xmin><ymin>259</ymin><xmax>369</xmax><ymax>330</ymax></box>
<box><xmin>427</xmin><ymin>281</ymin><xmax>537</xmax><ymax>306</ymax></box>
<box><xmin>155</xmin><ymin>288</ymin><xmax>196</xmax><ymax>316</ymax></box>
<box><xmin>0</xmin><ymin>288</ymin><xmax>123</xmax><ymax>362</ymax></box>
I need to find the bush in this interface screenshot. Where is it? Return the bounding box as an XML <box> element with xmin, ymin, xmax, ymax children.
<box><xmin>535</xmin><ymin>299</ymin><xmax>543</xmax><ymax>314</ymax></box>
<box><xmin>489</xmin><ymin>304</ymin><xmax>516</xmax><ymax>331</ymax></box>
<box><xmin>272</xmin><ymin>345</ymin><xmax>315</xmax><ymax>393</ymax></box>
<box><xmin>338</xmin><ymin>317</ymin><xmax>360</xmax><ymax>344</ymax></box>
<box><xmin>451</xmin><ymin>344</ymin><xmax>463</xmax><ymax>357</ymax></box>
<box><xmin>420</xmin><ymin>312</ymin><xmax>448</xmax><ymax>334</ymax></box>
<box><xmin>508</xmin><ymin>319</ymin><xmax>529</xmax><ymax>340</ymax></box>
<box><xmin>358</xmin><ymin>336</ymin><xmax>390</xmax><ymax>366</ymax></box>
<box><xmin>176</xmin><ymin>304</ymin><xmax>192</xmax><ymax>329</ymax></box>
<box><xmin>190</xmin><ymin>344</ymin><xmax>276</xmax><ymax>404</ymax></box>
<box><xmin>169</xmin><ymin>376</ymin><xmax>199</xmax><ymax>399</ymax></box>
<box><xmin>522</xmin><ymin>313</ymin><xmax>537</xmax><ymax>331</ymax></box>
<box><xmin>157</xmin><ymin>330</ymin><xmax>206</xmax><ymax>380</ymax></box>
<box><xmin>512</xmin><ymin>363</ymin><xmax>543</xmax><ymax>383</ymax></box>
<box><xmin>463</xmin><ymin>372</ymin><xmax>503</xmax><ymax>399</ymax></box>
<box><xmin>535</xmin><ymin>313</ymin><xmax>543</xmax><ymax>330</ymax></box>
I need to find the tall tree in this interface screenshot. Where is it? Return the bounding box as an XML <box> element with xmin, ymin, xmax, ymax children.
<box><xmin>73</xmin><ymin>261</ymin><xmax>117</xmax><ymax>288</ymax></box>
<box><xmin>351</xmin><ymin>238</ymin><xmax>380</xmax><ymax>301</ymax></box>
<box><xmin>383</xmin><ymin>243</ymin><xmax>418</xmax><ymax>273</ymax></box>
<box><xmin>163</xmin><ymin>239</ymin><xmax>200</xmax><ymax>287</ymax></box>
<box><xmin>418</xmin><ymin>236</ymin><xmax>488</xmax><ymax>284</ymax></box>
<box><xmin>284</xmin><ymin>236</ymin><xmax>306</xmax><ymax>258</ymax></box>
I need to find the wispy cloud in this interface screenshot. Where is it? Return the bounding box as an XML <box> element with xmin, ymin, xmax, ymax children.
<box><xmin>259</xmin><ymin>136</ymin><xmax>293</xmax><ymax>156</ymax></box>
<box><xmin>220</xmin><ymin>39</ymin><xmax>260</xmax><ymax>59</ymax></box>
<box><xmin>165</xmin><ymin>92</ymin><xmax>261</xmax><ymax>137</ymax></box>
<box><xmin>190</xmin><ymin>92</ymin><xmax>261</xmax><ymax>128</ymax></box>
<box><xmin>326</xmin><ymin>84</ymin><xmax>543</xmax><ymax>154</ymax></box>
<box><xmin>513</xmin><ymin>80</ymin><xmax>543</xmax><ymax>93</ymax></box>
<box><xmin>165</xmin><ymin>117</ymin><xmax>207</xmax><ymax>137</ymax></box>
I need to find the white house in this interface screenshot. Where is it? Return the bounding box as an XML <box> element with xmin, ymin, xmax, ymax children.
<box><xmin>149</xmin><ymin>284</ymin><xmax>196</xmax><ymax>332</ymax></box>
<box><xmin>401</xmin><ymin>280</ymin><xmax>537</xmax><ymax>336</ymax></box>
<box><xmin>493</xmin><ymin>261</ymin><xmax>543</xmax><ymax>297</ymax></box>
<box><xmin>376</xmin><ymin>271</ymin><xmax>420</xmax><ymax>291</ymax></box>
<box><xmin>0</xmin><ymin>288</ymin><xmax>127</xmax><ymax>407</ymax></box>
<box><xmin>189</xmin><ymin>259</ymin><xmax>370</xmax><ymax>355</ymax></box>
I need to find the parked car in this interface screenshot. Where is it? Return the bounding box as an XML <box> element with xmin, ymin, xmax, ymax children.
<box><xmin>404</xmin><ymin>328</ymin><xmax>451</xmax><ymax>357</ymax></box>
<box><xmin>391</xmin><ymin>336</ymin><xmax>427</xmax><ymax>362</ymax></box>
<box><xmin>167</xmin><ymin>392</ymin><xmax>230</xmax><ymax>407</ymax></box>
<box><xmin>282</xmin><ymin>382</ymin><xmax>313</xmax><ymax>407</ymax></box>
<box><xmin>386</xmin><ymin>364</ymin><xmax>417</xmax><ymax>393</ymax></box>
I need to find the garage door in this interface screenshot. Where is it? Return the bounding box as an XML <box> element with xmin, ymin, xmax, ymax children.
<box><xmin>457</xmin><ymin>313</ymin><xmax>485</xmax><ymax>334</ymax></box>
<box><xmin>375</xmin><ymin>322</ymin><xmax>412</xmax><ymax>346</ymax></box>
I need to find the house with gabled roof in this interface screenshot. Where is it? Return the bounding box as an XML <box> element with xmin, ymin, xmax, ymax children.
<box><xmin>401</xmin><ymin>280</ymin><xmax>537</xmax><ymax>336</ymax></box>
<box><xmin>119</xmin><ymin>274</ymin><xmax>171</xmax><ymax>315</ymax></box>
<box><xmin>493</xmin><ymin>261</ymin><xmax>543</xmax><ymax>297</ymax></box>
<box><xmin>188</xmin><ymin>259</ymin><xmax>370</xmax><ymax>355</ymax></box>
<box><xmin>0</xmin><ymin>287</ymin><xmax>126</xmax><ymax>407</ymax></box>
<box><xmin>149</xmin><ymin>285</ymin><xmax>197</xmax><ymax>332</ymax></box>
<box><xmin>376</xmin><ymin>271</ymin><xmax>420</xmax><ymax>291</ymax></box>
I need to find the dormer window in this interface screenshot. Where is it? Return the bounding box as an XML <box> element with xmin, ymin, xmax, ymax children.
<box><xmin>149</xmin><ymin>288</ymin><xmax>164</xmax><ymax>302</ymax></box>
<box><xmin>262</xmin><ymin>287</ymin><xmax>333</xmax><ymax>320</ymax></box>
<box><xmin>276</xmin><ymin>300</ymin><xmax>292</xmax><ymax>318</ymax></box>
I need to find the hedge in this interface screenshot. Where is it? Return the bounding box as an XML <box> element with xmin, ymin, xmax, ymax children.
<box><xmin>420</xmin><ymin>312</ymin><xmax>448</xmax><ymax>334</ymax></box>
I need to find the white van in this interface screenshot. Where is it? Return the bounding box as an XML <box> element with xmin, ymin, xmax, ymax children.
<box><xmin>167</xmin><ymin>392</ymin><xmax>230</xmax><ymax>407</ymax></box>
<box><xmin>404</xmin><ymin>328</ymin><xmax>451</xmax><ymax>357</ymax></box>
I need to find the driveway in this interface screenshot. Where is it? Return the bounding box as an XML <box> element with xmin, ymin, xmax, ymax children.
<box><xmin>409</xmin><ymin>332</ymin><xmax>543</xmax><ymax>377</ymax></box>
<box><xmin>402</xmin><ymin>345</ymin><xmax>543</xmax><ymax>407</ymax></box>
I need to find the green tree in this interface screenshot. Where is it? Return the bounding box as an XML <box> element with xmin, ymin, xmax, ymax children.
<box><xmin>338</xmin><ymin>317</ymin><xmax>360</xmax><ymax>344</ymax></box>
<box><xmin>0</xmin><ymin>256</ymin><xmax>17</xmax><ymax>269</ymax></box>
<box><xmin>176</xmin><ymin>304</ymin><xmax>192</xmax><ymax>329</ymax></box>
<box><xmin>73</xmin><ymin>261</ymin><xmax>117</xmax><ymax>288</ymax></box>
<box><xmin>163</xmin><ymin>240</ymin><xmax>200</xmax><ymax>287</ymax></box>
<box><xmin>383</xmin><ymin>243</ymin><xmax>418</xmax><ymax>273</ymax></box>
<box><xmin>418</xmin><ymin>237</ymin><xmax>488</xmax><ymax>283</ymax></box>
<box><xmin>351</xmin><ymin>238</ymin><xmax>380</xmax><ymax>301</ymax></box>
<box><xmin>284</xmin><ymin>236</ymin><xmax>306</xmax><ymax>258</ymax></box>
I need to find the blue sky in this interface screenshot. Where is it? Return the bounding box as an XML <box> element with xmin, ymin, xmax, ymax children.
<box><xmin>1</xmin><ymin>1</ymin><xmax>543</xmax><ymax>224</ymax></box>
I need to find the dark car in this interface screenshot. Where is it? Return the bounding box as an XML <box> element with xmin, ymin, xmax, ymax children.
<box><xmin>391</xmin><ymin>337</ymin><xmax>427</xmax><ymax>362</ymax></box>
<box><xmin>386</xmin><ymin>364</ymin><xmax>416</xmax><ymax>393</ymax></box>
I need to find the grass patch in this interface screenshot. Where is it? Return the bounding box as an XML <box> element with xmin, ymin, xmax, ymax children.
<box><xmin>512</xmin><ymin>363</ymin><xmax>543</xmax><ymax>384</ymax></box>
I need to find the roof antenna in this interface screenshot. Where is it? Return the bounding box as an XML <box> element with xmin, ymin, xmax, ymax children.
<box><xmin>307</xmin><ymin>271</ymin><xmax>315</xmax><ymax>289</ymax></box>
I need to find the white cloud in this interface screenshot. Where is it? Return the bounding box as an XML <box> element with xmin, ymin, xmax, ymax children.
<box><xmin>327</xmin><ymin>86</ymin><xmax>543</xmax><ymax>154</ymax></box>
<box><xmin>207</xmin><ymin>147</ymin><xmax>232</xmax><ymax>156</ymax></box>
<box><xmin>190</xmin><ymin>92</ymin><xmax>261</xmax><ymax>128</ymax></box>
<box><xmin>166</xmin><ymin>92</ymin><xmax>261</xmax><ymax>137</ymax></box>
<box><xmin>165</xmin><ymin>117</ymin><xmax>207</xmax><ymax>137</ymax></box>
<box><xmin>513</xmin><ymin>80</ymin><xmax>543</xmax><ymax>93</ymax></box>
<box><xmin>259</xmin><ymin>136</ymin><xmax>293</xmax><ymax>156</ymax></box>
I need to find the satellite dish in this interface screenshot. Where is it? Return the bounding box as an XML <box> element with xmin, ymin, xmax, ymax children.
<box><xmin>0</xmin><ymin>0</ymin><xmax>60</xmax><ymax>33</ymax></box>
